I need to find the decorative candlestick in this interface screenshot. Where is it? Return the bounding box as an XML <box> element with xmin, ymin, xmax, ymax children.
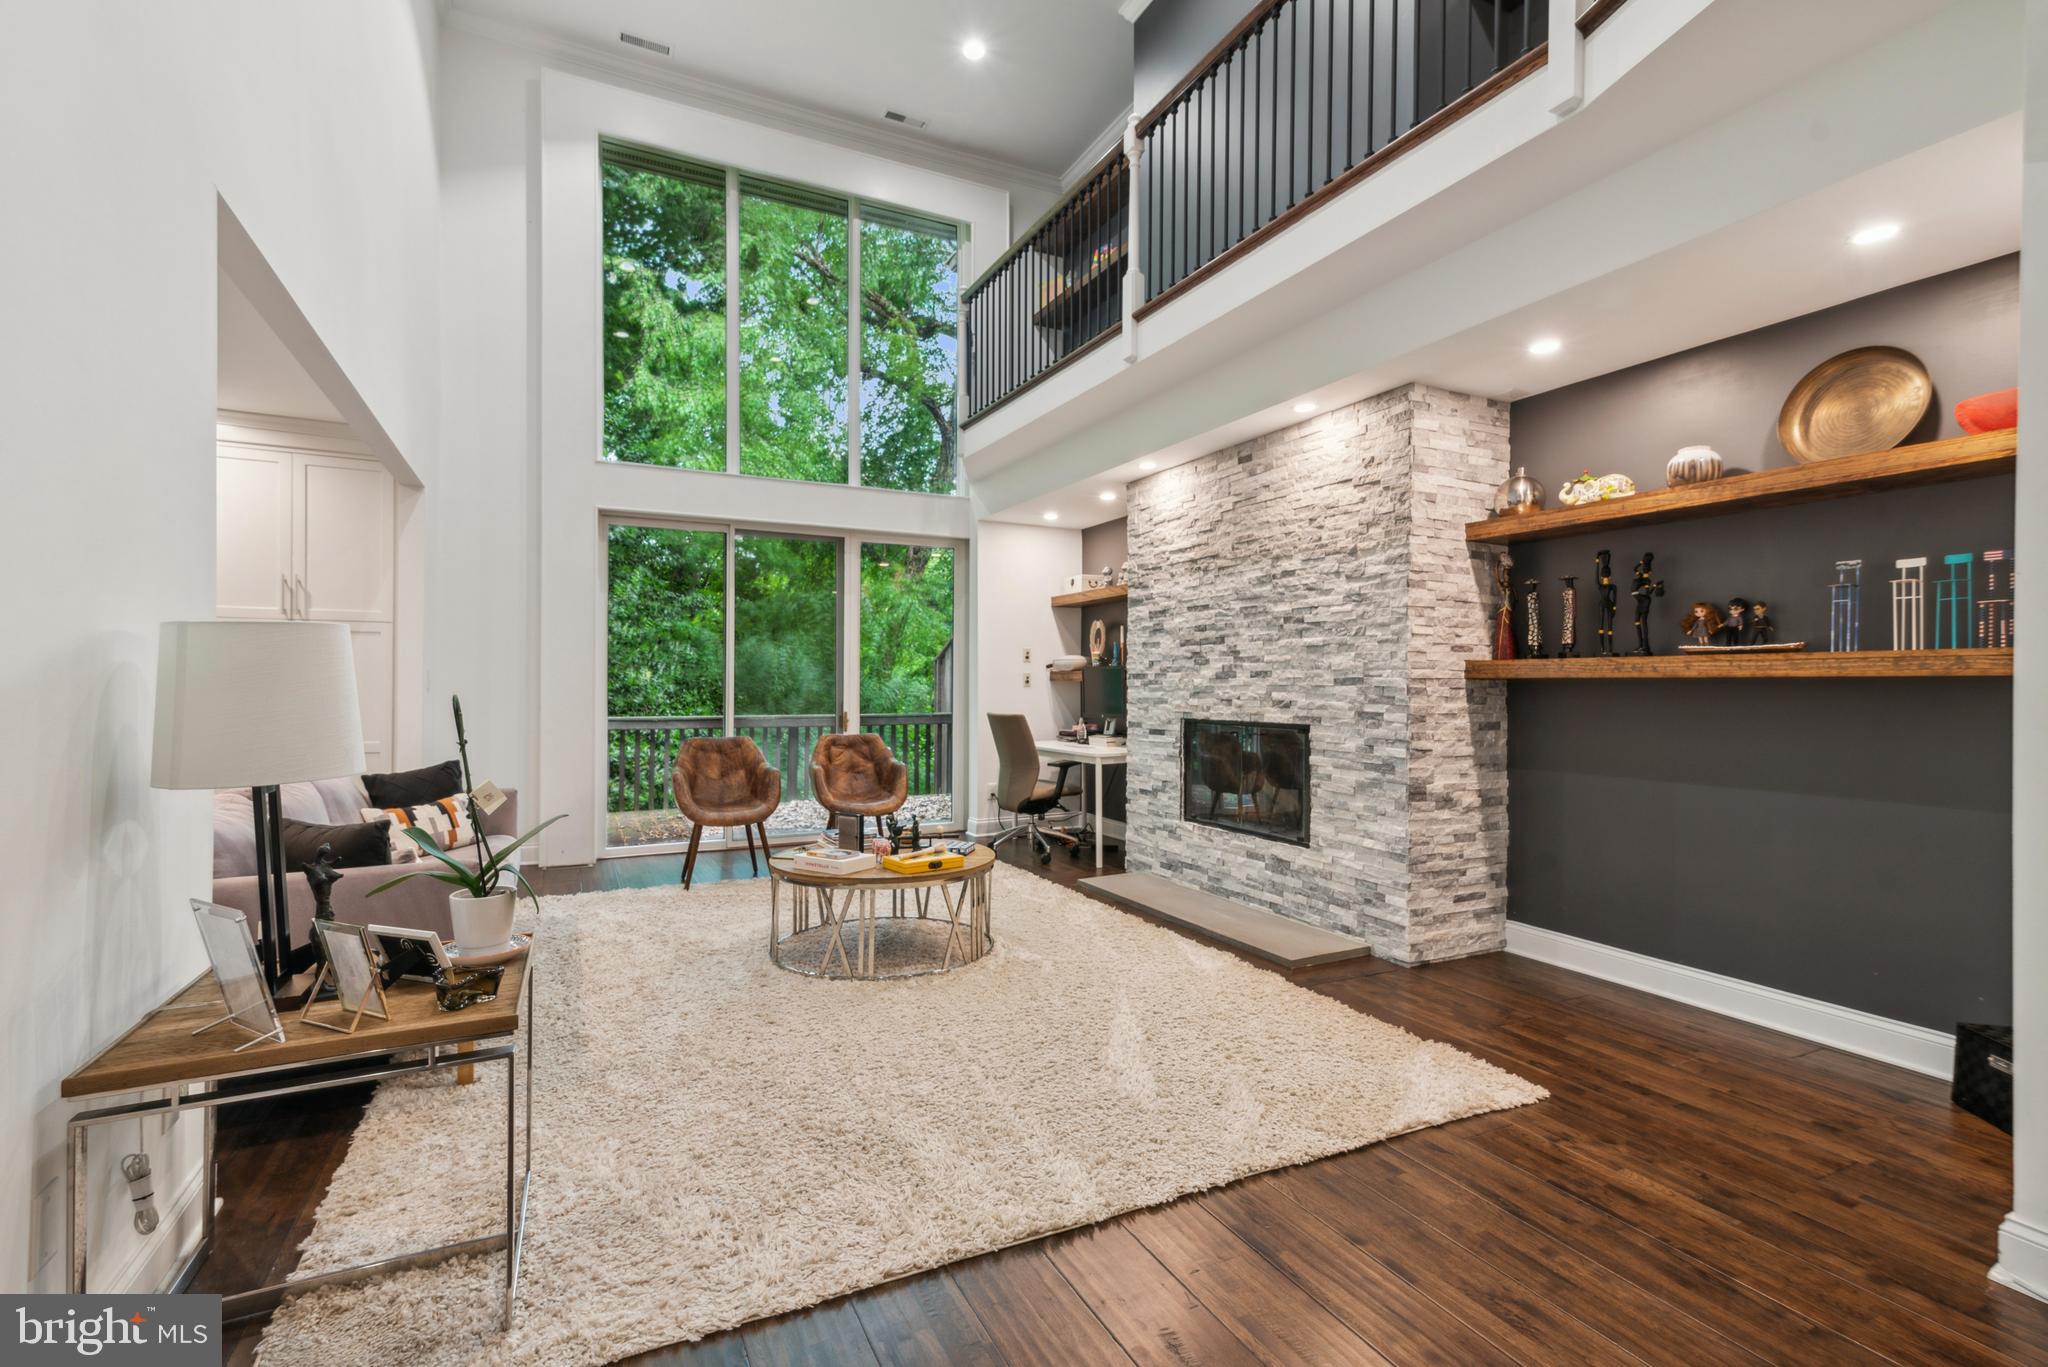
<box><xmin>1595</xmin><ymin>550</ymin><xmax>1618</xmax><ymax>656</ymax></box>
<box><xmin>1491</xmin><ymin>553</ymin><xmax>1516</xmax><ymax>660</ymax></box>
<box><xmin>1522</xmin><ymin>579</ymin><xmax>1544</xmax><ymax>658</ymax></box>
<box><xmin>1558</xmin><ymin>576</ymin><xmax>1579</xmax><ymax>657</ymax></box>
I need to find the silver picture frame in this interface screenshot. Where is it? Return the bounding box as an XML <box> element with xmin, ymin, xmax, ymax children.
<box><xmin>189</xmin><ymin>899</ymin><xmax>286</xmax><ymax>1050</ymax></box>
<box><xmin>301</xmin><ymin>920</ymin><xmax>391</xmax><ymax>1034</ymax></box>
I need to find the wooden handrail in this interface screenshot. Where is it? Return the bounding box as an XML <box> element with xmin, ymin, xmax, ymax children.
<box><xmin>1136</xmin><ymin>0</ymin><xmax>1288</xmax><ymax>135</ymax></box>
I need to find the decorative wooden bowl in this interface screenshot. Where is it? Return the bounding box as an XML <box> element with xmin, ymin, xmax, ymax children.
<box><xmin>1778</xmin><ymin>346</ymin><xmax>1931</xmax><ymax>463</ymax></box>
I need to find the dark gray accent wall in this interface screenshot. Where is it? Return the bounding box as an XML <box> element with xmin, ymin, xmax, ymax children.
<box><xmin>1080</xmin><ymin>517</ymin><xmax>1130</xmax><ymax>823</ymax></box>
<box><xmin>1505</xmin><ymin>255</ymin><xmax>2017</xmax><ymax>1031</ymax></box>
<box><xmin>1134</xmin><ymin>0</ymin><xmax>1252</xmax><ymax>116</ymax></box>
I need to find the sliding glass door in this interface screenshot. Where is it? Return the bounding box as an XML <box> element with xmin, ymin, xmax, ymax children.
<box><xmin>605</xmin><ymin>520</ymin><xmax>960</xmax><ymax>852</ymax></box>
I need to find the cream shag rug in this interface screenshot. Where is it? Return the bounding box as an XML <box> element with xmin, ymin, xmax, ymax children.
<box><xmin>256</xmin><ymin>865</ymin><xmax>1543</xmax><ymax>1365</ymax></box>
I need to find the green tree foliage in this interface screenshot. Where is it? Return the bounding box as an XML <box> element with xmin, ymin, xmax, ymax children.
<box><xmin>600</xmin><ymin>156</ymin><xmax>960</xmax><ymax>775</ymax></box>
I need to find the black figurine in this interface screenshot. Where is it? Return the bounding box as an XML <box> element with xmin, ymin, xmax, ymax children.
<box><xmin>301</xmin><ymin>844</ymin><xmax>344</xmax><ymax>996</ymax></box>
<box><xmin>1594</xmin><ymin>551</ymin><xmax>1618</xmax><ymax>656</ymax></box>
<box><xmin>1716</xmin><ymin>597</ymin><xmax>1749</xmax><ymax>647</ymax></box>
<box><xmin>1747</xmin><ymin>600</ymin><xmax>1774</xmax><ymax>646</ymax></box>
<box><xmin>1630</xmin><ymin>553</ymin><xmax>1666</xmax><ymax>655</ymax></box>
<box><xmin>1522</xmin><ymin>578</ymin><xmax>1544</xmax><ymax>658</ymax></box>
<box><xmin>1558</xmin><ymin>576</ymin><xmax>1579</xmax><ymax>657</ymax></box>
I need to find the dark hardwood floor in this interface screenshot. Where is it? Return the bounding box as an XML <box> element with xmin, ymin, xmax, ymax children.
<box><xmin>209</xmin><ymin>837</ymin><xmax>2045</xmax><ymax>1366</ymax></box>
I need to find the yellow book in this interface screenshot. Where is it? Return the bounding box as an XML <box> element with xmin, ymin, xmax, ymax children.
<box><xmin>881</xmin><ymin>847</ymin><xmax>965</xmax><ymax>875</ymax></box>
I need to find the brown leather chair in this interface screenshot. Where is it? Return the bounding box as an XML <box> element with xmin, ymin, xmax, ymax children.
<box><xmin>809</xmin><ymin>733</ymin><xmax>906</xmax><ymax>843</ymax></box>
<box><xmin>671</xmin><ymin>736</ymin><xmax>781</xmax><ymax>889</ymax></box>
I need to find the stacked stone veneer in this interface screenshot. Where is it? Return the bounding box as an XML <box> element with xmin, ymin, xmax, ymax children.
<box><xmin>1124</xmin><ymin>383</ymin><xmax>1509</xmax><ymax>964</ymax></box>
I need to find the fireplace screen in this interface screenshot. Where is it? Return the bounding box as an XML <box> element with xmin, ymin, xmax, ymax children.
<box><xmin>1181</xmin><ymin>720</ymin><xmax>1310</xmax><ymax>846</ymax></box>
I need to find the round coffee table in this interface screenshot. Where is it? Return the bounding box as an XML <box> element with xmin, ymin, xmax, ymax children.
<box><xmin>767</xmin><ymin>845</ymin><xmax>995</xmax><ymax>980</ymax></box>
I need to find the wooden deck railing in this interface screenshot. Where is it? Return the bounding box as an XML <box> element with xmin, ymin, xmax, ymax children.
<box><xmin>607</xmin><ymin>713</ymin><xmax>956</xmax><ymax>812</ymax></box>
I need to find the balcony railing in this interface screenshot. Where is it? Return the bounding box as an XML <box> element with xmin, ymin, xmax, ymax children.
<box><xmin>961</xmin><ymin>0</ymin><xmax>1559</xmax><ymax>427</ymax></box>
<box><xmin>962</xmin><ymin>149</ymin><xmax>1129</xmax><ymax>423</ymax></box>
<box><xmin>607</xmin><ymin>713</ymin><xmax>956</xmax><ymax>813</ymax></box>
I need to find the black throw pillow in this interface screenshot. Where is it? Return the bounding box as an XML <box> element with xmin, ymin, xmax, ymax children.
<box><xmin>363</xmin><ymin>759</ymin><xmax>464</xmax><ymax>808</ymax></box>
<box><xmin>279</xmin><ymin>817</ymin><xmax>393</xmax><ymax>872</ymax></box>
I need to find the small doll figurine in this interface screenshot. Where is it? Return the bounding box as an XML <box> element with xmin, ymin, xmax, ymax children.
<box><xmin>868</xmin><ymin>836</ymin><xmax>894</xmax><ymax>857</ymax></box>
<box><xmin>1679</xmin><ymin>601</ymin><xmax>1723</xmax><ymax>647</ymax></box>
<box><xmin>1747</xmin><ymin>600</ymin><xmax>1774</xmax><ymax>646</ymax></box>
<box><xmin>1716</xmin><ymin>597</ymin><xmax>1750</xmax><ymax>647</ymax></box>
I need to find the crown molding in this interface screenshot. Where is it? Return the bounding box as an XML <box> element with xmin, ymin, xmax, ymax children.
<box><xmin>1118</xmin><ymin>0</ymin><xmax>1155</xmax><ymax>20</ymax></box>
<box><xmin>1062</xmin><ymin>103</ymin><xmax>1133</xmax><ymax>189</ymax></box>
<box><xmin>441</xmin><ymin>5</ymin><xmax>1062</xmax><ymax>195</ymax></box>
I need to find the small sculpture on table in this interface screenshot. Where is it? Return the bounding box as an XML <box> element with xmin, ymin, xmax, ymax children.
<box><xmin>1630</xmin><ymin>553</ymin><xmax>1666</xmax><ymax>655</ymax></box>
<box><xmin>1679</xmin><ymin>601</ymin><xmax>1722</xmax><ymax>647</ymax></box>
<box><xmin>1594</xmin><ymin>550</ymin><xmax>1618</xmax><ymax>656</ymax></box>
<box><xmin>1490</xmin><ymin>553</ymin><xmax>1516</xmax><ymax>660</ymax></box>
<box><xmin>1522</xmin><ymin>579</ymin><xmax>1544</xmax><ymax>658</ymax></box>
<box><xmin>1558</xmin><ymin>576</ymin><xmax>1579</xmax><ymax>657</ymax></box>
<box><xmin>1716</xmin><ymin>598</ymin><xmax>1750</xmax><ymax>647</ymax></box>
<box><xmin>1747</xmin><ymin>600</ymin><xmax>1774</xmax><ymax>646</ymax></box>
<box><xmin>301</xmin><ymin>845</ymin><xmax>344</xmax><ymax>999</ymax></box>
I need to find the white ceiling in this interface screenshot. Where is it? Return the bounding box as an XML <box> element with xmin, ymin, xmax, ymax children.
<box><xmin>449</xmin><ymin>0</ymin><xmax>1133</xmax><ymax>178</ymax></box>
<box><xmin>217</xmin><ymin>272</ymin><xmax>341</xmax><ymax>422</ymax></box>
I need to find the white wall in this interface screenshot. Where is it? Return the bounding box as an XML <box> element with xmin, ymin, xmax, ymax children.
<box><xmin>2000</xmin><ymin>0</ymin><xmax>2048</xmax><ymax>1307</ymax></box>
<box><xmin>0</xmin><ymin>0</ymin><xmax>441</xmax><ymax>1295</ymax></box>
<box><xmin>967</xmin><ymin>522</ymin><xmax>1084</xmax><ymax>833</ymax></box>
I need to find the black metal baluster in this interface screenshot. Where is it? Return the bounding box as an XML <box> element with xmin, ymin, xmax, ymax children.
<box><xmin>1250</xmin><ymin>24</ymin><xmax>1260</xmax><ymax>232</ymax></box>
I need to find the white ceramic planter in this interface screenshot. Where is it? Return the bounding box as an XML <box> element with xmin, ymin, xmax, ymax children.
<box><xmin>449</xmin><ymin>887</ymin><xmax>517</xmax><ymax>953</ymax></box>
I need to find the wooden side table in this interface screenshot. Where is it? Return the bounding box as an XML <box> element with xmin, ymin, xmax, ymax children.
<box><xmin>61</xmin><ymin>948</ymin><xmax>535</xmax><ymax>1329</ymax></box>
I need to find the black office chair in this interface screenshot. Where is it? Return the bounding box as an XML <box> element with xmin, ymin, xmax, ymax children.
<box><xmin>985</xmin><ymin>713</ymin><xmax>1081</xmax><ymax>864</ymax></box>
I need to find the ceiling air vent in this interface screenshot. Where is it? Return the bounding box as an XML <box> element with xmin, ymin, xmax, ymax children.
<box><xmin>619</xmin><ymin>32</ymin><xmax>671</xmax><ymax>56</ymax></box>
<box><xmin>883</xmin><ymin>110</ymin><xmax>928</xmax><ymax>129</ymax></box>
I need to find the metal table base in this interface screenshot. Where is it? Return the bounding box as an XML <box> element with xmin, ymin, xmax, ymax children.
<box><xmin>67</xmin><ymin>967</ymin><xmax>536</xmax><ymax>1330</ymax></box>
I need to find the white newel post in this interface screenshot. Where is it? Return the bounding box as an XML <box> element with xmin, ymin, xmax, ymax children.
<box><xmin>1548</xmin><ymin>0</ymin><xmax>1585</xmax><ymax>116</ymax></box>
<box><xmin>1998</xmin><ymin>0</ymin><xmax>2048</xmax><ymax>1306</ymax></box>
<box><xmin>1122</xmin><ymin>112</ymin><xmax>1144</xmax><ymax>364</ymax></box>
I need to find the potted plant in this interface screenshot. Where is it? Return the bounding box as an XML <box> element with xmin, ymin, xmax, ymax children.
<box><xmin>369</xmin><ymin>695</ymin><xmax>562</xmax><ymax>951</ymax></box>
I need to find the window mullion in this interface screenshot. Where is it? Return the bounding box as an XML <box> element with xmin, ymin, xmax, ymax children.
<box><xmin>848</xmin><ymin>200</ymin><xmax>862</xmax><ymax>488</ymax></box>
<box><xmin>725</xmin><ymin>168</ymin><xmax>740</xmax><ymax>476</ymax></box>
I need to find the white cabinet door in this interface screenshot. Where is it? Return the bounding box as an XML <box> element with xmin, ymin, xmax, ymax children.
<box><xmin>216</xmin><ymin>445</ymin><xmax>292</xmax><ymax>619</ymax></box>
<box><xmin>296</xmin><ymin>453</ymin><xmax>394</xmax><ymax>622</ymax></box>
<box><xmin>348</xmin><ymin>621</ymin><xmax>394</xmax><ymax>769</ymax></box>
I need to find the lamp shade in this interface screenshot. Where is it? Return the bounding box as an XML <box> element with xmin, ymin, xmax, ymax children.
<box><xmin>151</xmin><ymin>621</ymin><xmax>366</xmax><ymax>790</ymax></box>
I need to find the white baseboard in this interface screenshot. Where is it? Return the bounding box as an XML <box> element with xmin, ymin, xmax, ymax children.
<box><xmin>1505</xmin><ymin>921</ymin><xmax>1955</xmax><ymax>1079</ymax></box>
<box><xmin>103</xmin><ymin>1159</ymin><xmax>206</xmax><ymax>1294</ymax></box>
<box><xmin>1994</xmin><ymin>1213</ymin><xmax>2048</xmax><ymax>1303</ymax></box>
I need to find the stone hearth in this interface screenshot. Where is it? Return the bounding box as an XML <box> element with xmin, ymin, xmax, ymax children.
<box><xmin>1124</xmin><ymin>383</ymin><xmax>1508</xmax><ymax>964</ymax></box>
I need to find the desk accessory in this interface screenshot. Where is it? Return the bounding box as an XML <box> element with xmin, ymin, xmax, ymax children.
<box><xmin>189</xmin><ymin>899</ymin><xmax>286</xmax><ymax>1050</ymax></box>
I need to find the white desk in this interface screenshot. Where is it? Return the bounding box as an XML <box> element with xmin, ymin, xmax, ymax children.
<box><xmin>1035</xmin><ymin>739</ymin><xmax>1128</xmax><ymax>868</ymax></box>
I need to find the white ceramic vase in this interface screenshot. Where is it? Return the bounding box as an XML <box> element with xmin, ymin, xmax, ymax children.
<box><xmin>449</xmin><ymin>887</ymin><xmax>516</xmax><ymax>953</ymax></box>
<box><xmin>1666</xmin><ymin>445</ymin><xmax>1723</xmax><ymax>486</ymax></box>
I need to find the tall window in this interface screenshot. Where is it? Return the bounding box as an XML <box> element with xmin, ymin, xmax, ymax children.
<box><xmin>600</xmin><ymin>141</ymin><xmax>962</xmax><ymax>493</ymax></box>
<box><xmin>601</xmin><ymin>150</ymin><xmax>726</xmax><ymax>470</ymax></box>
<box><xmin>860</xmin><ymin>209</ymin><xmax>960</xmax><ymax>494</ymax></box>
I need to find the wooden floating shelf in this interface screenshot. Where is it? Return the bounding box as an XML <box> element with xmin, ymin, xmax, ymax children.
<box><xmin>1464</xmin><ymin>428</ymin><xmax>2016</xmax><ymax>544</ymax></box>
<box><xmin>1465</xmin><ymin>649</ymin><xmax>2012</xmax><ymax>680</ymax></box>
<box><xmin>1050</xmin><ymin>584</ymin><xmax>1128</xmax><ymax>608</ymax></box>
<box><xmin>1047</xmin><ymin>669</ymin><xmax>1084</xmax><ymax>683</ymax></box>
<box><xmin>1032</xmin><ymin>246</ymin><xmax>1126</xmax><ymax>325</ymax></box>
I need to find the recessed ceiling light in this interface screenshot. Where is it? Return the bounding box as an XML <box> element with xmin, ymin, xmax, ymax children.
<box><xmin>1042</xmin><ymin>510</ymin><xmax>1059</xmax><ymax>521</ymax></box>
<box><xmin>1527</xmin><ymin>336</ymin><xmax>1563</xmax><ymax>357</ymax></box>
<box><xmin>1850</xmin><ymin>221</ymin><xmax>1901</xmax><ymax>247</ymax></box>
<box><xmin>1138</xmin><ymin>459</ymin><xmax>1158</xmax><ymax>471</ymax></box>
<box><xmin>1098</xmin><ymin>490</ymin><xmax>1117</xmax><ymax>502</ymax></box>
<box><xmin>961</xmin><ymin>37</ymin><xmax>988</xmax><ymax>61</ymax></box>
<box><xmin>1293</xmin><ymin>401</ymin><xmax>1318</xmax><ymax>414</ymax></box>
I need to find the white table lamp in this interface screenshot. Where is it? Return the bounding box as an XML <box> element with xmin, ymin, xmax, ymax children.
<box><xmin>153</xmin><ymin>621</ymin><xmax>365</xmax><ymax>985</ymax></box>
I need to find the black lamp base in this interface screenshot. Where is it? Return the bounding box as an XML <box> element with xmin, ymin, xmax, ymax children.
<box><xmin>248</xmin><ymin>784</ymin><xmax>295</xmax><ymax>991</ymax></box>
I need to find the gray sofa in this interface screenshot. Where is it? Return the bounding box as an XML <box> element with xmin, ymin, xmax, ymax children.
<box><xmin>212</xmin><ymin>777</ymin><xmax>521</xmax><ymax>948</ymax></box>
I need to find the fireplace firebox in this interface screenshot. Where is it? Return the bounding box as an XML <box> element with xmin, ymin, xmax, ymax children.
<box><xmin>1181</xmin><ymin>719</ymin><xmax>1310</xmax><ymax>846</ymax></box>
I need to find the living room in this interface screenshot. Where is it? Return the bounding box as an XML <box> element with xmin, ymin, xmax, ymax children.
<box><xmin>6</xmin><ymin>0</ymin><xmax>2048</xmax><ymax>1363</ymax></box>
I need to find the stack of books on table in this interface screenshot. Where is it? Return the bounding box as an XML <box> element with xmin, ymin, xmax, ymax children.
<box><xmin>784</xmin><ymin>846</ymin><xmax>876</xmax><ymax>875</ymax></box>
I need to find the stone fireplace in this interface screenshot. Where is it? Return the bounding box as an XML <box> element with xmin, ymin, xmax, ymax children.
<box><xmin>1182</xmin><ymin>719</ymin><xmax>1310</xmax><ymax>846</ymax></box>
<box><xmin>1124</xmin><ymin>383</ymin><xmax>1509</xmax><ymax>964</ymax></box>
